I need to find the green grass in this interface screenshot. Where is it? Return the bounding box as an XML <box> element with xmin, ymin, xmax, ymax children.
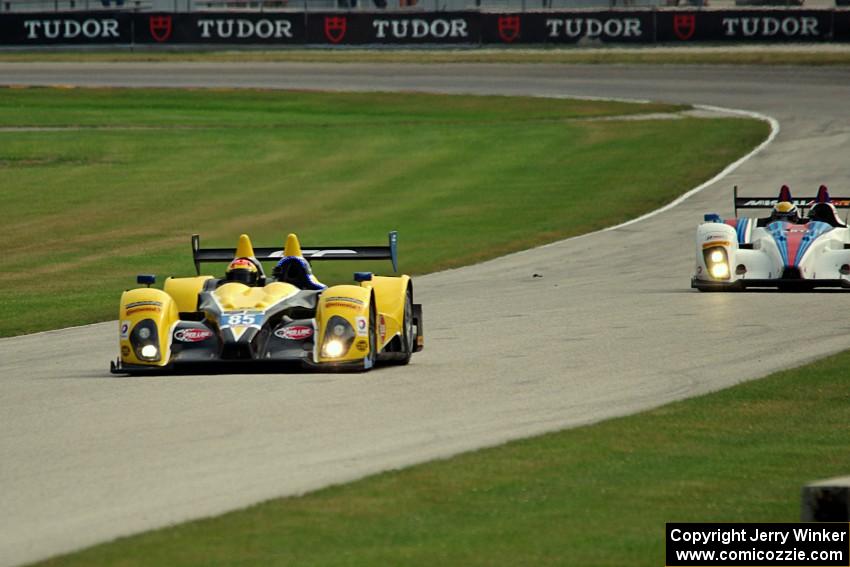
<box><xmin>0</xmin><ymin>87</ymin><xmax>768</xmax><ymax>337</ymax></box>
<box><xmin>32</xmin><ymin>338</ymin><xmax>850</xmax><ymax>567</ymax></box>
<box><xmin>3</xmin><ymin>48</ymin><xmax>850</xmax><ymax>66</ymax></box>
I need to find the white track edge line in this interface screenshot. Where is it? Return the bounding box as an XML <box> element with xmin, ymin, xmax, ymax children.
<box><xmin>421</xmin><ymin>102</ymin><xmax>780</xmax><ymax>278</ymax></box>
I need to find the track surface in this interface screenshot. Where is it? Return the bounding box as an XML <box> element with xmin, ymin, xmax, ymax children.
<box><xmin>1</xmin><ymin>63</ymin><xmax>849</xmax><ymax>566</ymax></box>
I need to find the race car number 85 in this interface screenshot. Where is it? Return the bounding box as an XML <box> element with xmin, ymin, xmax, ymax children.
<box><xmin>224</xmin><ymin>312</ymin><xmax>263</xmax><ymax>326</ymax></box>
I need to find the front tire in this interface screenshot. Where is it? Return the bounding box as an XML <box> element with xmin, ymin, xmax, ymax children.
<box><xmin>364</xmin><ymin>295</ymin><xmax>377</xmax><ymax>371</ymax></box>
<box><xmin>390</xmin><ymin>289</ymin><xmax>414</xmax><ymax>366</ymax></box>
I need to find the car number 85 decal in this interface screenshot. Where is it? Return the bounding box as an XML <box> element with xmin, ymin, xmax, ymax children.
<box><xmin>222</xmin><ymin>311</ymin><xmax>264</xmax><ymax>327</ymax></box>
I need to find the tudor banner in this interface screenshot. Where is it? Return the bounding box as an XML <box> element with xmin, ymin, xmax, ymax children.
<box><xmin>135</xmin><ymin>13</ymin><xmax>305</xmax><ymax>44</ymax></box>
<box><xmin>482</xmin><ymin>12</ymin><xmax>654</xmax><ymax>44</ymax></box>
<box><xmin>305</xmin><ymin>12</ymin><xmax>479</xmax><ymax>45</ymax></box>
<box><xmin>656</xmin><ymin>10</ymin><xmax>832</xmax><ymax>42</ymax></box>
<box><xmin>0</xmin><ymin>12</ymin><xmax>132</xmax><ymax>44</ymax></box>
<box><xmin>0</xmin><ymin>10</ymin><xmax>849</xmax><ymax>46</ymax></box>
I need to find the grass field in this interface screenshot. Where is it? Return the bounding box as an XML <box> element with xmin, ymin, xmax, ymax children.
<box><xmin>3</xmin><ymin>48</ymin><xmax>850</xmax><ymax>66</ymax></box>
<box><xmin>0</xmin><ymin>87</ymin><xmax>768</xmax><ymax>337</ymax></box>
<box><xmin>33</xmin><ymin>337</ymin><xmax>850</xmax><ymax>567</ymax></box>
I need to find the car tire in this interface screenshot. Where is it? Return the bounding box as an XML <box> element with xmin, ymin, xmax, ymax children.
<box><xmin>389</xmin><ymin>289</ymin><xmax>414</xmax><ymax>365</ymax></box>
<box><xmin>364</xmin><ymin>294</ymin><xmax>377</xmax><ymax>371</ymax></box>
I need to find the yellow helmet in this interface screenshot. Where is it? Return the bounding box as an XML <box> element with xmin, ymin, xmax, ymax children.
<box><xmin>225</xmin><ymin>257</ymin><xmax>259</xmax><ymax>286</ymax></box>
<box><xmin>771</xmin><ymin>201</ymin><xmax>799</xmax><ymax>223</ymax></box>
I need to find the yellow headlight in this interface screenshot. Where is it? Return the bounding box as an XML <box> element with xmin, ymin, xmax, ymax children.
<box><xmin>709</xmin><ymin>249</ymin><xmax>725</xmax><ymax>263</ymax></box>
<box><xmin>141</xmin><ymin>344</ymin><xmax>158</xmax><ymax>358</ymax></box>
<box><xmin>710</xmin><ymin>263</ymin><xmax>729</xmax><ymax>279</ymax></box>
<box><xmin>324</xmin><ymin>339</ymin><xmax>345</xmax><ymax>358</ymax></box>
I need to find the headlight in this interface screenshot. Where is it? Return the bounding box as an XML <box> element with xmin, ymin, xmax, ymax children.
<box><xmin>323</xmin><ymin>340</ymin><xmax>345</xmax><ymax>358</ymax></box>
<box><xmin>321</xmin><ymin>315</ymin><xmax>355</xmax><ymax>359</ymax></box>
<box><xmin>703</xmin><ymin>247</ymin><xmax>731</xmax><ymax>281</ymax></box>
<box><xmin>141</xmin><ymin>344</ymin><xmax>159</xmax><ymax>359</ymax></box>
<box><xmin>709</xmin><ymin>249</ymin><xmax>725</xmax><ymax>264</ymax></box>
<box><xmin>710</xmin><ymin>263</ymin><xmax>729</xmax><ymax>279</ymax></box>
<box><xmin>130</xmin><ymin>319</ymin><xmax>161</xmax><ymax>362</ymax></box>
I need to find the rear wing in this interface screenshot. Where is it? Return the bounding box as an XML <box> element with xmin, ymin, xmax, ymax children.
<box><xmin>192</xmin><ymin>231</ymin><xmax>399</xmax><ymax>275</ymax></box>
<box><xmin>733</xmin><ymin>186</ymin><xmax>850</xmax><ymax>217</ymax></box>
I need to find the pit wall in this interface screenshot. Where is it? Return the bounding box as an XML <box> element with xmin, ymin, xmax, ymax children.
<box><xmin>2</xmin><ymin>10</ymin><xmax>849</xmax><ymax>45</ymax></box>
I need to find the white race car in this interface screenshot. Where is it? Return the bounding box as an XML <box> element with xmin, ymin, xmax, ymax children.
<box><xmin>692</xmin><ymin>185</ymin><xmax>850</xmax><ymax>291</ymax></box>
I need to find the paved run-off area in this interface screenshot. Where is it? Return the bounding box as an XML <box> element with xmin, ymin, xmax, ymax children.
<box><xmin>0</xmin><ymin>62</ymin><xmax>849</xmax><ymax>566</ymax></box>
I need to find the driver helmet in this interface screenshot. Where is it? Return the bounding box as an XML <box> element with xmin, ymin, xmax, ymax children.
<box><xmin>225</xmin><ymin>257</ymin><xmax>259</xmax><ymax>286</ymax></box>
<box><xmin>770</xmin><ymin>201</ymin><xmax>799</xmax><ymax>223</ymax></box>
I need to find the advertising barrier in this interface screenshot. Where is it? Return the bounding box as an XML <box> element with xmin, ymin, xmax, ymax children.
<box><xmin>140</xmin><ymin>13</ymin><xmax>305</xmax><ymax>44</ymax></box>
<box><xmin>0</xmin><ymin>12</ymin><xmax>133</xmax><ymax>44</ymax></box>
<box><xmin>655</xmin><ymin>10</ymin><xmax>833</xmax><ymax>42</ymax></box>
<box><xmin>482</xmin><ymin>12</ymin><xmax>655</xmax><ymax>44</ymax></box>
<box><xmin>1</xmin><ymin>10</ymin><xmax>849</xmax><ymax>46</ymax></box>
<box><xmin>306</xmin><ymin>12</ymin><xmax>480</xmax><ymax>44</ymax></box>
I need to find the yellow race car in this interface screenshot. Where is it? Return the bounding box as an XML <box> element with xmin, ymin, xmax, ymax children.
<box><xmin>110</xmin><ymin>231</ymin><xmax>423</xmax><ymax>373</ymax></box>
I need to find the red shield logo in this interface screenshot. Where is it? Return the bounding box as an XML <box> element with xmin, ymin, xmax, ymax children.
<box><xmin>149</xmin><ymin>15</ymin><xmax>172</xmax><ymax>43</ymax></box>
<box><xmin>324</xmin><ymin>16</ymin><xmax>347</xmax><ymax>44</ymax></box>
<box><xmin>498</xmin><ymin>15</ymin><xmax>520</xmax><ymax>43</ymax></box>
<box><xmin>673</xmin><ymin>14</ymin><xmax>696</xmax><ymax>41</ymax></box>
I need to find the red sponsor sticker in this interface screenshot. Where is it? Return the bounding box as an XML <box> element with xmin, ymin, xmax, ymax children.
<box><xmin>275</xmin><ymin>325</ymin><xmax>313</xmax><ymax>340</ymax></box>
<box><xmin>174</xmin><ymin>328</ymin><xmax>214</xmax><ymax>342</ymax></box>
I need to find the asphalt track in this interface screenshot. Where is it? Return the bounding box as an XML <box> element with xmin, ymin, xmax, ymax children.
<box><xmin>1</xmin><ymin>62</ymin><xmax>849</xmax><ymax>566</ymax></box>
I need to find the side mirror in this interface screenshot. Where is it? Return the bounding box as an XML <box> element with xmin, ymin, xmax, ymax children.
<box><xmin>353</xmin><ymin>272</ymin><xmax>373</xmax><ymax>282</ymax></box>
<box><xmin>137</xmin><ymin>274</ymin><xmax>156</xmax><ymax>287</ymax></box>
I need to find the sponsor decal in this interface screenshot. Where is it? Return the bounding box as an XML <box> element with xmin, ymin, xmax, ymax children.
<box><xmin>355</xmin><ymin>316</ymin><xmax>368</xmax><ymax>337</ymax></box>
<box><xmin>325</xmin><ymin>301</ymin><xmax>360</xmax><ymax>310</ymax></box>
<box><xmin>373</xmin><ymin>18</ymin><xmax>469</xmax><ymax>39</ymax></box>
<box><xmin>325</xmin><ymin>296</ymin><xmax>364</xmax><ymax>305</ymax></box>
<box><xmin>149</xmin><ymin>15</ymin><xmax>172</xmax><ymax>42</ymax></box>
<box><xmin>379</xmin><ymin>314</ymin><xmax>387</xmax><ymax>343</ymax></box>
<box><xmin>355</xmin><ymin>339</ymin><xmax>368</xmax><ymax>352</ymax></box>
<box><xmin>125</xmin><ymin>300</ymin><xmax>162</xmax><ymax>310</ymax></box>
<box><xmin>265</xmin><ymin>249</ymin><xmax>357</xmax><ymax>259</ymax></box>
<box><xmin>126</xmin><ymin>306</ymin><xmax>161</xmax><ymax>315</ymax></box>
<box><xmin>120</xmin><ymin>320</ymin><xmax>131</xmax><ymax>339</ymax></box>
<box><xmin>324</xmin><ymin>16</ymin><xmax>347</xmax><ymax>43</ymax></box>
<box><xmin>498</xmin><ymin>15</ymin><xmax>521</xmax><ymax>43</ymax></box>
<box><xmin>174</xmin><ymin>328</ymin><xmax>214</xmax><ymax>342</ymax></box>
<box><xmin>121</xmin><ymin>345</ymin><xmax>131</xmax><ymax>357</ymax></box>
<box><xmin>546</xmin><ymin>17</ymin><xmax>643</xmax><ymax>39</ymax></box>
<box><xmin>739</xmin><ymin>198</ymin><xmax>812</xmax><ymax>207</ymax></box>
<box><xmin>673</xmin><ymin>14</ymin><xmax>696</xmax><ymax>40</ymax></box>
<box><xmin>198</xmin><ymin>18</ymin><xmax>294</xmax><ymax>39</ymax></box>
<box><xmin>721</xmin><ymin>16</ymin><xmax>819</xmax><ymax>38</ymax></box>
<box><xmin>274</xmin><ymin>325</ymin><xmax>313</xmax><ymax>340</ymax></box>
<box><xmin>705</xmin><ymin>235</ymin><xmax>727</xmax><ymax>241</ymax></box>
<box><xmin>23</xmin><ymin>18</ymin><xmax>120</xmax><ymax>40</ymax></box>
